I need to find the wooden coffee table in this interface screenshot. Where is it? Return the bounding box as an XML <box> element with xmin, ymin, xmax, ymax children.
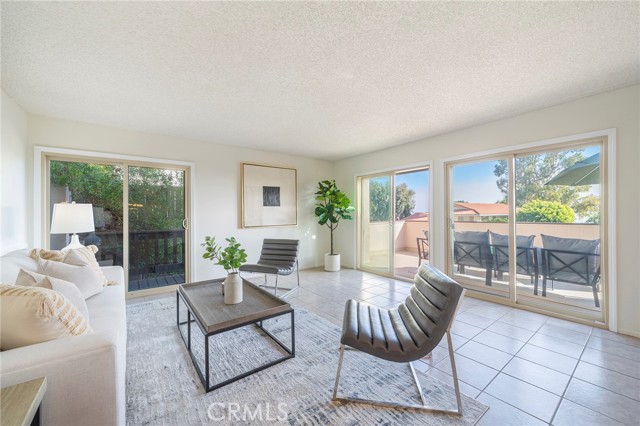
<box><xmin>176</xmin><ymin>278</ymin><xmax>295</xmax><ymax>392</ymax></box>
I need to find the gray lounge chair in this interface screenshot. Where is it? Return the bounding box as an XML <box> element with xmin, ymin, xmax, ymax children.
<box><xmin>490</xmin><ymin>231</ymin><xmax>538</xmax><ymax>285</ymax></box>
<box><xmin>332</xmin><ymin>264</ymin><xmax>465</xmax><ymax>414</ymax></box>
<box><xmin>453</xmin><ymin>230</ymin><xmax>493</xmax><ymax>285</ymax></box>
<box><xmin>239</xmin><ymin>239</ymin><xmax>300</xmax><ymax>297</ymax></box>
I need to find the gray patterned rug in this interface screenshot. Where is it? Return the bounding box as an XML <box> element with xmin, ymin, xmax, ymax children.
<box><xmin>126</xmin><ymin>296</ymin><xmax>488</xmax><ymax>425</ymax></box>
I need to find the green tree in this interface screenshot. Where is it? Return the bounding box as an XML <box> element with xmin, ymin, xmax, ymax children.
<box><xmin>516</xmin><ymin>200</ymin><xmax>575</xmax><ymax>223</ymax></box>
<box><xmin>395</xmin><ymin>183</ymin><xmax>416</xmax><ymax>220</ymax></box>
<box><xmin>50</xmin><ymin>161</ymin><xmax>124</xmax><ymax>228</ymax></box>
<box><xmin>369</xmin><ymin>179</ymin><xmax>391</xmax><ymax>222</ymax></box>
<box><xmin>493</xmin><ymin>152</ymin><xmax>599</xmax><ymax>221</ymax></box>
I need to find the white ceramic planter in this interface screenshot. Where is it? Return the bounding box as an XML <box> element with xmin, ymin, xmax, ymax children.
<box><xmin>324</xmin><ymin>253</ymin><xmax>341</xmax><ymax>272</ymax></box>
<box><xmin>223</xmin><ymin>273</ymin><xmax>243</xmax><ymax>304</ymax></box>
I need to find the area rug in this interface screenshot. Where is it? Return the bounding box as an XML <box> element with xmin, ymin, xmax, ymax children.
<box><xmin>126</xmin><ymin>296</ymin><xmax>488</xmax><ymax>425</ymax></box>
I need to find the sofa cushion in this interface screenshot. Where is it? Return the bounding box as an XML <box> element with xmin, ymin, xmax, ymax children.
<box><xmin>30</xmin><ymin>246</ymin><xmax>114</xmax><ymax>286</ymax></box>
<box><xmin>0</xmin><ymin>249</ymin><xmax>38</xmax><ymax>284</ymax></box>
<box><xmin>0</xmin><ymin>284</ymin><xmax>93</xmax><ymax>350</ymax></box>
<box><xmin>37</xmin><ymin>260</ymin><xmax>103</xmax><ymax>299</ymax></box>
<box><xmin>15</xmin><ymin>269</ymin><xmax>90</xmax><ymax>320</ymax></box>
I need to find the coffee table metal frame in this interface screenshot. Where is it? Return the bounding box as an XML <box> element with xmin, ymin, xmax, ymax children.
<box><xmin>177</xmin><ymin>279</ymin><xmax>295</xmax><ymax>392</ymax></box>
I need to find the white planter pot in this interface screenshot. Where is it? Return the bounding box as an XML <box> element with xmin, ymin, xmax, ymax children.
<box><xmin>324</xmin><ymin>253</ymin><xmax>341</xmax><ymax>272</ymax></box>
<box><xmin>223</xmin><ymin>273</ymin><xmax>243</xmax><ymax>304</ymax></box>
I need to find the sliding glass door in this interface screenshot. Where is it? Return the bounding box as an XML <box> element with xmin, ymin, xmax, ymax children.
<box><xmin>47</xmin><ymin>157</ymin><xmax>190</xmax><ymax>295</ymax></box>
<box><xmin>359</xmin><ymin>175</ymin><xmax>393</xmax><ymax>275</ymax></box>
<box><xmin>128</xmin><ymin>166</ymin><xmax>187</xmax><ymax>290</ymax></box>
<box><xmin>358</xmin><ymin>167</ymin><xmax>430</xmax><ymax>279</ymax></box>
<box><xmin>446</xmin><ymin>139</ymin><xmax>605</xmax><ymax>322</ymax></box>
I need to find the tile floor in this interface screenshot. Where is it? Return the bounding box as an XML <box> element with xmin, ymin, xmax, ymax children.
<box><xmin>243</xmin><ymin>267</ymin><xmax>640</xmax><ymax>426</ymax></box>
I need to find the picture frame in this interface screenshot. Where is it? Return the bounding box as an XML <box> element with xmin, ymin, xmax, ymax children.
<box><xmin>241</xmin><ymin>163</ymin><xmax>297</xmax><ymax>228</ymax></box>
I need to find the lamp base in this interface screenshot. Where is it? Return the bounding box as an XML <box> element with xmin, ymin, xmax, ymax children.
<box><xmin>62</xmin><ymin>234</ymin><xmax>84</xmax><ymax>250</ymax></box>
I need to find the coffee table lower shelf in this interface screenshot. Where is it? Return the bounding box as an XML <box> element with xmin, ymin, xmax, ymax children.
<box><xmin>176</xmin><ymin>290</ymin><xmax>295</xmax><ymax>392</ymax></box>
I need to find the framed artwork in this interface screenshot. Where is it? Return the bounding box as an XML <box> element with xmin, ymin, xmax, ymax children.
<box><xmin>241</xmin><ymin>163</ymin><xmax>297</xmax><ymax>228</ymax></box>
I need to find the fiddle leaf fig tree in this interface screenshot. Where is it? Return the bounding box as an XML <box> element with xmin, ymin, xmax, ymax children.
<box><xmin>314</xmin><ymin>180</ymin><xmax>355</xmax><ymax>255</ymax></box>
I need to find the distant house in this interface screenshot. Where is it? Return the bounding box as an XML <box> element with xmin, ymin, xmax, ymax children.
<box><xmin>454</xmin><ymin>202</ymin><xmax>508</xmax><ymax>222</ymax></box>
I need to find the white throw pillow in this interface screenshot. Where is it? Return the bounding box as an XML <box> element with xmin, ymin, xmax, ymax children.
<box><xmin>0</xmin><ymin>284</ymin><xmax>93</xmax><ymax>350</ymax></box>
<box><xmin>15</xmin><ymin>269</ymin><xmax>90</xmax><ymax>320</ymax></box>
<box><xmin>37</xmin><ymin>260</ymin><xmax>103</xmax><ymax>300</ymax></box>
<box><xmin>30</xmin><ymin>246</ymin><xmax>114</xmax><ymax>286</ymax></box>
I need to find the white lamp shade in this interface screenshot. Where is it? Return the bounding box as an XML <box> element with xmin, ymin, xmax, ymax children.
<box><xmin>51</xmin><ymin>202</ymin><xmax>95</xmax><ymax>234</ymax></box>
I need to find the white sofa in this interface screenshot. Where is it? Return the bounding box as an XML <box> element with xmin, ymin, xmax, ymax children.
<box><xmin>0</xmin><ymin>249</ymin><xmax>127</xmax><ymax>426</ymax></box>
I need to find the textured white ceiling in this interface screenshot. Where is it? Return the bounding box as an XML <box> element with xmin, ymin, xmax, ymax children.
<box><xmin>2</xmin><ymin>2</ymin><xmax>639</xmax><ymax>161</ymax></box>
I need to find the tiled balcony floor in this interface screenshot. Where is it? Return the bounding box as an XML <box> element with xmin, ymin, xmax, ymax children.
<box><xmin>243</xmin><ymin>267</ymin><xmax>640</xmax><ymax>426</ymax></box>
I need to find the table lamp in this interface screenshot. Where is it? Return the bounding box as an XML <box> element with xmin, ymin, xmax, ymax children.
<box><xmin>50</xmin><ymin>202</ymin><xmax>95</xmax><ymax>250</ymax></box>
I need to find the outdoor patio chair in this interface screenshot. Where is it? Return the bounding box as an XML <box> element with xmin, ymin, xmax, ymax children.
<box><xmin>540</xmin><ymin>234</ymin><xmax>601</xmax><ymax>307</ymax></box>
<box><xmin>332</xmin><ymin>263</ymin><xmax>465</xmax><ymax>414</ymax></box>
<box><xmin>490</xmin><ymin>232</ymin><xmax>538</xmax><ymax>285</ymax></box>
<box><xmin>239</xmin><ymin>239</ymin><xmax>300</xmax><ymax>298</ymax></box>
<box><xmin>416</xmin><ymin>230</ymin><xmax>429</xmax><ymax>266</ymax></box>
<box><xmin>453</xmin><ymin>230</ymin><xmax>494</xmax><ymax>286</ymax></box>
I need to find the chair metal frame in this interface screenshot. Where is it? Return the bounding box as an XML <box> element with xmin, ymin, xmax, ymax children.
<box><xmin>256</xmin><ymin>260</ymin><xmax>300</xmax><ymax>298</ymax></box>
<box><xmin>331</xmin><ymin>290</ymin><xmax>465</xmax><ymax>415</ymax></box>
<box><xmin>416</xmin><ymin>237</ymin><xmax>429</xmax><ymax>267</ymax></box>
<box><xmin>540</xmin><ymin>248</ymin><xmax>601</xmax><ymax>307</ymax></box>
<box><xmin>453</xmin><ymin>240</ymin><xmax>493</xmax><ymax>286</ymax></box>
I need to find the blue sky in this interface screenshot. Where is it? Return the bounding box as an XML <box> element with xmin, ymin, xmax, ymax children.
<box><xmin>452</xmin><ymin>145</ymin><xmax>600</xmax><ymax>203</ymax></box>
<box><xmin>396</xmin><ymin>169</ymin><xmax>429</xmax><ymax>212</ymax></box>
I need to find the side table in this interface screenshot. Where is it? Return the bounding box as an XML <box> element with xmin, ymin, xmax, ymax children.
<box><xmin>0</xmin><ymin>377</ymin><xmax>47</xmax><ymax>426</ymax></box>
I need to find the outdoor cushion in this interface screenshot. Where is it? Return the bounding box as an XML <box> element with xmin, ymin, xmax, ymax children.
<box><xmin>453</xmin><ymin>230</ymin><xmax>492</xmax><ymax>269</ymax></box>
<box><xmin>490</xmin><ymin>232</ymin><xmax>534</xmax><ymax>248</ymax></box>
<box><xmin>454</xmin><ymin>230</ymin><xmax>490</xmax><ymax>244</ymax></box>
<box><xmin>490</xmin><ymin>232</ymin><xmax>536</xmax><ymax>274</ymax></box>
<box><xmin>541</xmin><ymin>234</ymin><xmax>600</xmax><ymax>283</ymax></box>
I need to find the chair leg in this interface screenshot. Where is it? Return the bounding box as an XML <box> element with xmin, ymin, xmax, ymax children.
<box><xmin>592</xmin><ymin>284</ymin><xmax>600</xmax><ymax>308</ymax></box>
<box><xmin>332</xmin><ymin>345</ymin><xmax>345</xmax><ymax>400</ymax></box>
<box><xmin>332</xmin><ymin>344</ymin><xmax>462</xmax><ymax>415</ymax></box>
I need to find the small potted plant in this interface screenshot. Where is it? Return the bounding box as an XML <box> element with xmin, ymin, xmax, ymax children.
<box><xmin>314</xmin><ymin>180</ymin><xmax>355</xmax><ymax>271</ymax></box>
<box><xmin>201</xmin><ymin>236</ymin><xmax>247</xmax><ymax>304</ymax></box>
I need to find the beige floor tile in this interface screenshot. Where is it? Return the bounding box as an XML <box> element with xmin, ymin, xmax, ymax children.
<box><xmin>455</xmin><ymin>311</ymin><xmax>496</xmax><ymax>328</ymax></box>
<box><xmin>487</xmin><ymin>321</ymin><xmax>536</xmax><ymax>342</ymax></box>
<box><xmin>574</xmin><ymin>362</ymin><xmax>640</xmax><ymax>401</ymax></box>
<box><xmin>503</xmin><ymin>357</ymin><xmax>571</xmax><ymax>395</ymax></box>
<box><xmin>538</xmin><ymin>323</ymin><xmax>590</xmax><ymax>345</ymax></box>
<box><xmin>517</xmin><ymin>344</ymin><xmax>578</xmax><ymax>375</ymax></box>
<box><xmin>484</xmin><ymin>373</ymin><xmax>561</xmax><ymax>422</ymax></box>
<box><xmin>528</xmin><ymin>333</ymin><xmax>586</xmax><ymax>359</ymax></box>
<box><xmin>434</xmin><ymin>353</ymin><xmax>499</xmax><ymax>390</ymax></box>
<box><xmin>425</xmin><ymin>366</ymin><xmax>482</xmax><ymax>399</ymax></box>
<box><xmin>581</xmin><ymin>347</ymin><xmax>640</xmax><ymax>379</ymax></box>
<box><xmin>451</xmin><ymin>321</ymin><xmax>484</xmax><ymax>339</ymax></box>
<box><xmin>564</xmin><ymin>378</ymin><xmax>640</xmax><ymax>425</ymax></box>
<box><xmin>456</xmin><ymin>341</ymin><xmax>513</xmax><ymax>370</ymax></box>
<box><xmin>552</xmin><ymin>399</ymin><xmax>624</xmax><ymax>426</ymax></box>
<box><xmin>472</xmin><ymin>330</ymin><xmax>526</xmax><ymax>355</ymax></box>
<box><xmin>586</xmin><ymin>335</ymin><xmax>640</xmax><ymax>361</ymax></box>
<box><xmin>477</xmin><ymin>393</ymin><xmax>547</xmax><ymax>426</ymax></box>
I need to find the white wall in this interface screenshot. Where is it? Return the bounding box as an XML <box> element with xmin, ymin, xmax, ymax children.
<box><xmin>1</xmin><ymin>90</ymin><xmax>29</xmax><ymax>254</ymax></box>
<box><xmin>25</xmin><ymin>115</ymin><xmax>333</xmax><ymax>280</ymax></box>
<box><xmin>334</xmin><ymin>85</ymin><xmax>640</xmax><ymax>337</ymax></box>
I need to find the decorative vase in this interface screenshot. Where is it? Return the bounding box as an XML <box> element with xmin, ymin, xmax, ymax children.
<box><xmin>223</xmin><ymin>272</ymin><xmax>243</xmax><ymax>304</ymax></box>
<box><xmin>324</xmin><ymin>253</ymin><xmax>341</xmax><ymax>272</ymax></box>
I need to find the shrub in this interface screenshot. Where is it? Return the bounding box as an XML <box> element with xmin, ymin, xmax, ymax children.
<box><xmin>516</xmin><ymin>200</ymin><xmax>575</xmax><ymax>223</ymax></box>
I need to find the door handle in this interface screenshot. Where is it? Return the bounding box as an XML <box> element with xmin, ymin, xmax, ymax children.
<box><xmin>182</xmin><ymin>218</ymin><xmax>188</xmax><ymax>229</ymax></box>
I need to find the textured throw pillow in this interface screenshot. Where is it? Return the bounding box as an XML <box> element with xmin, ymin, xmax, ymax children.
<box><xmin>16</xmin><ymin>269</ymin><xmax>90</xmax><ymax>320</ymax></box>
<box><xmin>0</xmin><ymin>284</ymin><xmax>93</xmax><ymax>350</ymax></box>
<box><xmin>30</xmin><ymin>245</ymin><xmax>115</xmax><ymax>286</ymax></box>
<box><xmin>37</xmin><ymin>260</ymin><xmax>103</xmax><ymax>299</ymax></box>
